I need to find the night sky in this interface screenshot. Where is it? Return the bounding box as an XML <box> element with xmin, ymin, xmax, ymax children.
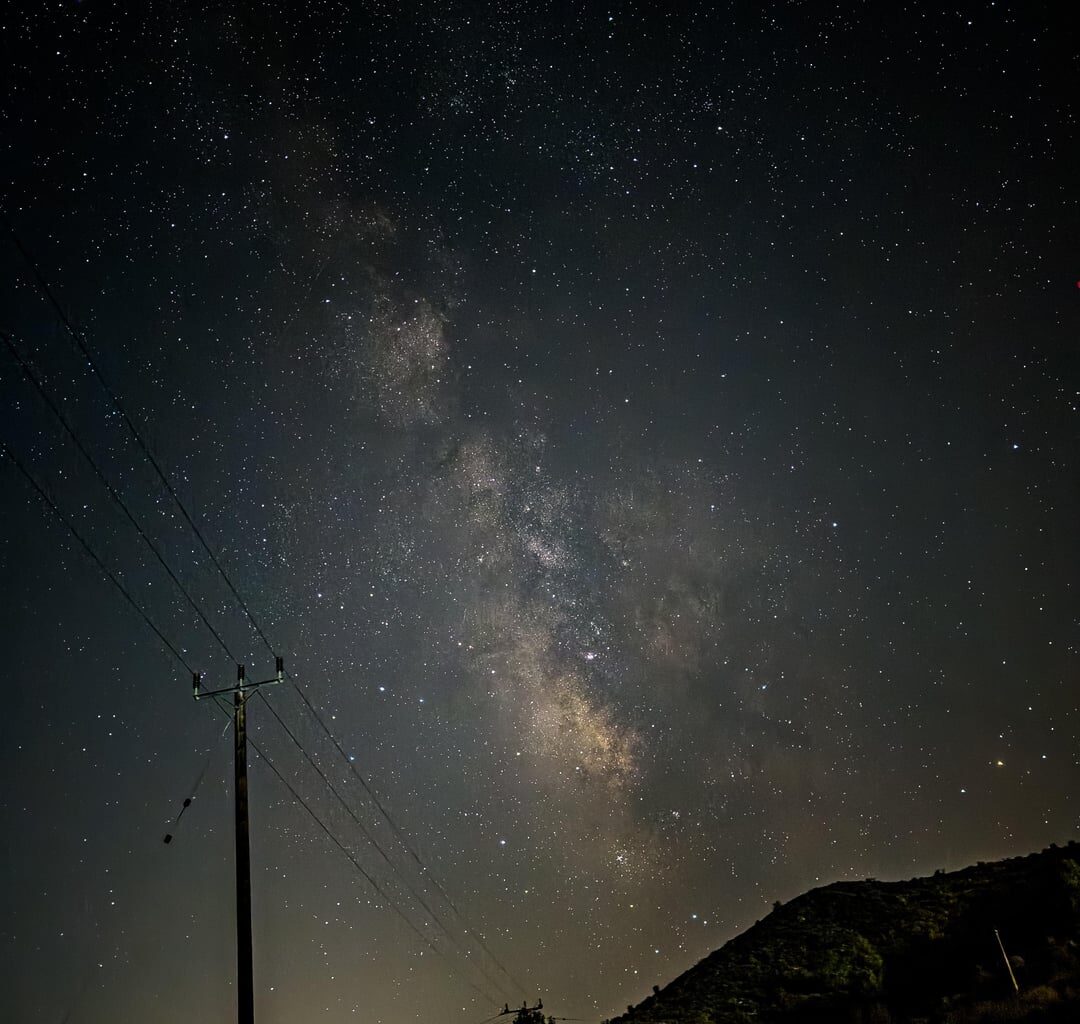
<box><xmin>1</xmin><ymin>3</ymin><xmax>1078</xmax><ymax>1022</ymax></box>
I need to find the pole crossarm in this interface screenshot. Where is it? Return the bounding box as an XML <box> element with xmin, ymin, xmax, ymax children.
<box><xmin>193</xmin><ymin>658</ymin><xmax>284</xmax><ymax>701</ymax></box>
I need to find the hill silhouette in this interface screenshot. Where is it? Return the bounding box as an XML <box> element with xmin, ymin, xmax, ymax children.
<box><xmin>609</xmin><ymin>842</ymin><xmax>1080</xmax><ymax>1024</ymax></box>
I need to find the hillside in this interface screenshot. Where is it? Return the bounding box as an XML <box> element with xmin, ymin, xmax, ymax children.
<box><xmin>609</xmin><ymin>842</ymin><xmax>1080</xmax><ymax>1024</ymax></box>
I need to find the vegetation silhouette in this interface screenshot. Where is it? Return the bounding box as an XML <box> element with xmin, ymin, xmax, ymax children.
<box><xmin>607</xmin><ymin>842</ymin><xmax>1080</xmax><ymax>1024</ymax></box>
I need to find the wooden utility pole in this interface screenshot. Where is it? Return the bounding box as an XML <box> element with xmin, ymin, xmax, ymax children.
<box><xmin>234</xmin><ymin>670</ymin><xmax>253</xmax><ymax>1024</ymax></box>
<box><xmin>194</xmin><ymin>658</ymin><xmax>283</xmax><ymax>1024</ymax></box>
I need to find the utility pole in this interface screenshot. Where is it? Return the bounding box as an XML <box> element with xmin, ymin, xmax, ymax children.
<box><xmin>994</xmin><ymin>927</ymin><xmax>1020</xmax><ymax>996</ymax></box>
<box><xmin>234</xmin><ymin>668</ymin><xmax>253</xmax><ymax>1024</ymax></box>
<box><xmin>494</xmin><ymin>1000</ymin><xmax>546</xmax><ymax>1024</ymax></box>
<box><xmin>194</xmin><ymin>658</ymin><xmax>283</xmax><ymax>1024</ymax></box>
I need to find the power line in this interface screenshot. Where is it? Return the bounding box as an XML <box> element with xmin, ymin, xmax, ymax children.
<box><xmin>1</xmin><ymin>436</ymin><xmax>502</xmax><ymax>1006</ymax></box>
<box><xmin>0</xmin><ymin>327</ymin><xmax>242</xmax><ymax>665</ymax></box>
<box><xmin>4</xmin><ymin>315</ymin><xmax>448</xmax><ymax>943</ymax></box>
<box><xmin>0</xmin><ymin>437</ymin><xmax>195</xmax><ymax>674</ymax></box>
<box><xmin>1</xmin><ymin>382</ymin><xmax>504</xmax><ymax>1009</ymax></box>
<box><xmin>5</xmin><ymin>216</ymin><xmax>526</xmax><ymax>1000</ymax></box>
<box><xmin>209</xmin><ymin>696</ymin><xmax>503</xmax><ymax>1010</ymax></box>
<box><xmin>0</xmin><ymin>356</ymin><xmax>505</xmax><ymax>1010</ymax></box>
<box><xmin>284</xmin><ymin>671</ymin><xmax>526</xmax><ymax>996</ymax></box>
<box><xmin>3</xmin><ymin>218</ymin><xmax>280</xmax><ymax>658</ymax></box>
<box><xmin>256</xmin><ymin>689</ymin><xmax>515</xmax><ymax>1002</ymax></box>
<box><xmin>3</xmin><ymin>307</ymin><xmax>512</xmax><ymax>999</ymax></box>
<box><xmin>2</xmin><ymin>316</ymin><xmax>477</xmax><ymax>959</ymax></box>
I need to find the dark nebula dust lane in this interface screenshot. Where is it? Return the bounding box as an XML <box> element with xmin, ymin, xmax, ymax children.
<box><xmin>1</xmin><ymin>4</ymin><xmax>1077</xmax><ymax>1023</ymax></box>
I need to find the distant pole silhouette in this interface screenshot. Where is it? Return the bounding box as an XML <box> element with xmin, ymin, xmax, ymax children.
<box><xmin>993</xmin><ymin>928</ymin><xmax>1020</xmax><ymax>995</ymax></box>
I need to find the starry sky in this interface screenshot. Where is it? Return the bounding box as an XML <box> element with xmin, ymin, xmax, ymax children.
<box><xmin>1</xmin><ymin>3</ymin><xmax>1077</xmax><ymax>1022</ymax></box>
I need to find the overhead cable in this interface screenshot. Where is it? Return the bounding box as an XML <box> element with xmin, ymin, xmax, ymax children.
<box><xmin>0</xmin><ymin>327</ymin><xmax>242</xmax><ymax>665</ymax></box>
<box><xmin>5</xmin><ymin>216</ymin><xmax>525</xmax><ymax>1000</ymax></box>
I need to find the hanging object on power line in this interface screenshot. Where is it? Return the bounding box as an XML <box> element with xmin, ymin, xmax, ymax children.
<box><xmin>162</xmin><ymin>798</ymin><xmax>191</xmax><ymax>845</ymax></box>
<box><xmin>163</xmin><ymin>698</ymin><xmax>233</xmax><ymax>844</ymax></box>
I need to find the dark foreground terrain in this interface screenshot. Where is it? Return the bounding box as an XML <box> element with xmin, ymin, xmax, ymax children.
<box><xmin>609</xmin><ymin>842</ymin><xmax>1080</xmax><ymax>1024</ymax></box>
